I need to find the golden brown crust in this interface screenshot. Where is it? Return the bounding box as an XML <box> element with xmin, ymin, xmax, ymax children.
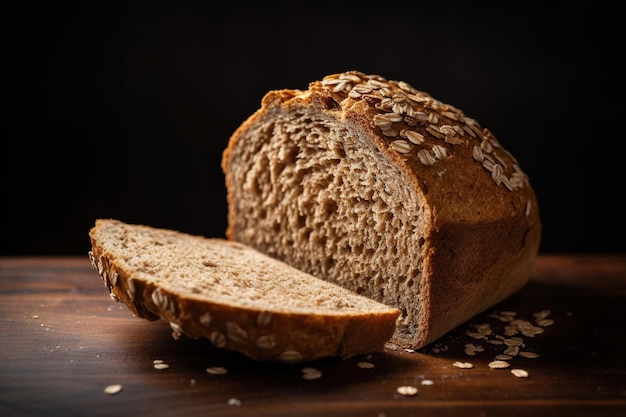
<box><xmin>222</xmin><ymin>70</ymin><xmax>542</xmax><ymax>349</ymax></box>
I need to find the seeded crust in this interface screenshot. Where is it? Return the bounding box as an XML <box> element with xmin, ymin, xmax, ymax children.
<box><xmin>88</xmin><ymin>219</ymin><xmax>400</xmax><ymax>362</ymax></box>
<box><xmin>222</xmin><ymin>70</ymin><xmax>542</xmax><ymax>350</ymax></box>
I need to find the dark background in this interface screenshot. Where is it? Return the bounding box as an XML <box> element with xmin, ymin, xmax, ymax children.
<box><xmin>2</xmin><ymin>1</ymin><xmax>623</xmax><ymax>256</ymax></box>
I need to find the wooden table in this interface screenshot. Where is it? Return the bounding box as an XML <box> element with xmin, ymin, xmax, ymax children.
<box><xmin>1</xmin><ymin>255</ymin><xmax>625</xmax><ymax>417</ymax></box>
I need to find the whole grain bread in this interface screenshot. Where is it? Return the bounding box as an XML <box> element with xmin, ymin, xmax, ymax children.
<box><xmin>88</xmin><ymin>219</ymin><xmax>400</xmax><ymax>362</ymax></box>
<box><xmin>222</xmin><ymin>70</ymin><xmax>542</xmax><ymax>350</ymax></box>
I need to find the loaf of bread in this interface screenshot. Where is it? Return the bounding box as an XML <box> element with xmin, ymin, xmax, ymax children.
<box><xmin>88</xmin><ymin>219</ymin><xmax>400</xmax><ymax>362</ymax></box>
<box><xmin>222</xmin><ymin>70</ymin><xmax>542</xmax><ymax>350</ymax></box>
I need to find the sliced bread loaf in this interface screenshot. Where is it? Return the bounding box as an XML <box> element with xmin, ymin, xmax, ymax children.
<box><xmin>222</xmin><ymin>70</ymin><xmax>542</xmax><ymax>350</ymax></box>
<box><xmin>88</xmin><ymin>219</ymin><xmax>400</xmax><ymax>362</ymax></box>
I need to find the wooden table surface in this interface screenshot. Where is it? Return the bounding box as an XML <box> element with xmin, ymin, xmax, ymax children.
<box><xmin>1</xmin><ymin>255</ymin><xmax>625</xmax><ymax>417</ymax></box>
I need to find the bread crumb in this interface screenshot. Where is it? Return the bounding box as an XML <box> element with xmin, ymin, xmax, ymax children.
<box><xmin>228</xmin><ymin>398</ymin><xmax>242</xmax><ymax>406</ymax></box>
<box><xmin>385</xmin><ymin>342</ymin><xmax>400</xmax><ymax>351</ymax></box>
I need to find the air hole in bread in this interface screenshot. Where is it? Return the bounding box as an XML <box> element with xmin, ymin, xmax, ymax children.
<box><xmin>297</xmin><ymin>215</ymin><xmax>306</xmax><ymax>228</ymax></box>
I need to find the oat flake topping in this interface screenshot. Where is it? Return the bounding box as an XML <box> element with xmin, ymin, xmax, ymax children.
<box><xmin>320</xmin><ymin>71</ymin><xmax>530</xmax><ymax>194</ymax></box>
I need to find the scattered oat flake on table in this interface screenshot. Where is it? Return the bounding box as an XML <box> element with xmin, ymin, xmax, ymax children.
<box><xmin>301</xmin><ymin>367</ymin><xmax>322</xmax><ymax>380</ymax></box>
<box><xmin>357</xmin><ymin>361</ymin><xmax>375</xmax><ymax>369</ymax></box>
<box><xmin>152</xmin><ymin>358</ymin><xmax>168</xmax><ymax>369</ymax></box>
<box><xmin>206</xmin><ymin>366</ymin><xmax>229</xmax><ymax>375</ymax></box>
<box><xmin>104</xmin><ymin>384</ymin><xmax>123</xmax><ymax>395</ymax></box>
<box><xmin>464</xmin><ymin>343</ymin><xmax>484</xmax><ymax>356</ymax></box>
<box><xmin>453</xmin><ymin>361</ymin><xmax>474</xmax><ymax>369</ymax></box>
<box><xmin>396</xmin><ymin>385</ymin><xmax>418</xmax><ymax>396</ymax></box>
<box><xmin>502</xmin><ymin>337</ymin><xmax>524</xmax><ymax>347</ymax></box>
<box><xmin>503</xmin><ymin>342</ymin><xmax>523</xmax><ymax>353</ymax></box>
<box><xmin>488</xmin><ymin>360</ymin><xmax>511</xmax><ymax>369</ymax></box>
<box><xmin>421</xmin><ymin>379</ymin><xmax>434</xmax><ymax>385</ymax></box>
<box><xmin>536</xmin><ymin>318</ymin><xmax>554</xmax><ymax>327</ymax></box>
<box><xmin>228</xmin><ymin>398</ymin><xmax>242</xmax><ymax>406</ymax></box>
<box><xmin>519</xmin><ymin>351</ymin><xmax>540</xmax><ymax>358</ymax></box>
<box><xmin>511</xmin><ymin>369</ymin><xmax>529</xmax><ymax>378</ymax></box>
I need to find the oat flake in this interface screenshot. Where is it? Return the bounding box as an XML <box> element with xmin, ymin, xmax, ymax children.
<box><xmin>206</xmin><ymin>366</ymin><xmax>228</xmax><ymax>375</ymax></box>
<box><xmin>396</xmin><ymin>385</ymin><xmax>418</xmax><ymax>396</ymax></box>
<box><xmin>357</xmin><ymin>361</ymin><xmax>375</xmax><ymax>369</ymax></box>
<box><xmin>301</xmin><ymin>367</ymin><xmax>322</xmax><ymax>380</ymax></box>
<box><xmin>488</xmin><ymin>360</ymin><xmax>511</xmax><ymax>369</ymax></box>
<box><xmin>104</xmin><ymin>384</ymin><xmax>123</xmax><ymax>395</ymax></box>
<box><xmin>453</xmin><ymin>361</ymin><xmax>474</xmax><ymax>369</ymax></box>
<box><xmin>511</xmin><ymin>368</ymin><xmax>529</xmax><ymax>378</ymax></box>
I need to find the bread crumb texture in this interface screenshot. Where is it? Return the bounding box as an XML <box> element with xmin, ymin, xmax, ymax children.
<box><xmin>89</xmin><ymin>219</ymin><xmax>400</xmax><ymax>362</ymax></box>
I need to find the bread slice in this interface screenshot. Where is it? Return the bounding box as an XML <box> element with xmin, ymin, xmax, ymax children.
<box><xmin>222</xmin><ymin>70</ymin><xmax>542</xmax><ymax>350</ymax></box>
<box><xmin>88</xmin><ymin>219</ymin><xmax>400</xmax><ymax>362</ymax></box>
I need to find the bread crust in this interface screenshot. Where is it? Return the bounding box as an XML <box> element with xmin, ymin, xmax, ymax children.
<box><xmin>222</xmin><ymin>71</ymin><xmax>542</xmax><ymax>349</ymax></box>
<box><xmin>89</xmin><ymin>219</ymin><xmax>400</xmax><ymax>362</ymax></box>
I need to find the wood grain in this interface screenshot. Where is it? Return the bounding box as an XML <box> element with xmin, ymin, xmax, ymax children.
<box><xmin>1</xmin><ymin>255</ymin><xmax>625</xmax><ymax>417</ymax></box>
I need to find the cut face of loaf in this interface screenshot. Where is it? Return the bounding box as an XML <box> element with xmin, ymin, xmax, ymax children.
<box><xmin>88</xmin><ymin>219</ymin><xmax>400</xmax><ymax>362</ymax></box>
<box><xmin>222</xmin><ymin>70</ymin><xmax>542</xmax><ymax>350</ymax></box>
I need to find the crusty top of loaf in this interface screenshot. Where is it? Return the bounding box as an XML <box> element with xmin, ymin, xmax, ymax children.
<box><xmin>254</xmin><ymin>70</ymin><xmax>539</xmax><ymax>227</ymax></box>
